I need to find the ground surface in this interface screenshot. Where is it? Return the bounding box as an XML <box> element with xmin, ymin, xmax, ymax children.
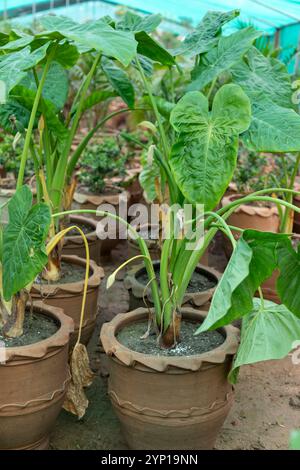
<box><xmin>50</xmin><ymin>238</ymin><xmax>300</xmax><ymax>450</ymax></box>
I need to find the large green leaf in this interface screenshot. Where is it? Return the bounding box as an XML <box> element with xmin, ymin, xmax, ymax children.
<box><xmin>228</xmin><ymin>299</ymin><xmax>300</xmax><ymax>383</ymax></box>
<box><xmin>231</xmin><ymin>47</ymin><xmax>292</xmax><ymax>108</ymax></box>
<box><xmin>81</xmin><ymin>90</ymin><xmax>116</xmax><ymax>113</ymax></box>
<box><xmin>40</xmin><ymin>15</ymin><xmax>137</xmax><ymax>66</ymax></box>
<box><xmin>169</xmin><ymin>84</ymin><xmax>251</xmax><ymax>209</ymax></box>
<box><xmin>117</xmin><ymin>12</ymin><xmax>162</xmax><ymax>32</ymax></box>
<box><xmin>276</xmin><ymin>239</ymin><xmax>300</xmax><ymax>318</ymax></box>
<box><xmin>0</xmin><ymin>34</ymin><xmax>35</xmax><ymax>51</ymax></box>
<box><xmin>173</xmin><ymin>9</ymin><xmax>239</xmax><ymax>57</ymax></box>
<box><xmin>2</xmin><ymin>186</ymin><xmax>51</xmax><ymax>301</ymax></box>
<box><xmin>188</xmin><ymin>27</ymin><xmax>261</xmax><ymax>91</ymax></box>
<box><xmin>197</xmin><ymin>230</ymin><xmax>289</xmax><ymax>333</ymax></box>
<box><xmin>0</xmin><ymin>98</ymin><xmax>31</xmax><ymax>134</ymax></box>
<box><xmin>101</xmin><ymin>57</ymin><xmax>135</xmax><ymax>108</ymax></box>
<box><xmin>0</xmin><ymin>43</ymin><xmax>50</xmax><ymax>96</ymax></box>
<box><xmin>136</xmin><ymin>31</ymin><xmax>175</xmax><ymax>66</ymax></box>
<box><xmin>242</xmin><ymin>98</ymin><xmax>300</xmax><ymax>152</ymax></box>
<box><xmin>11</xmin><ymin>85</ymin><xmax>68</xmax><ymax>142</ymax></box>
<box><xmin>21</xmin><ymin>61</ymin><xmax>69</xmax><ymax>110</ymax></box>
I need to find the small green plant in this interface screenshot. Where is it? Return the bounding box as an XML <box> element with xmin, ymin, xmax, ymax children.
<box><xmin>78</xmin><ymin>137</ymin><xmax>127</xmax><ymax>193</ymax></box>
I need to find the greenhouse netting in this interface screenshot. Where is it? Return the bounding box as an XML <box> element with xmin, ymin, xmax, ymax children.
<box><xmin>0</xmin><ymin>0</ymin><xmax>299</xmax><ymax>71</ymax></box>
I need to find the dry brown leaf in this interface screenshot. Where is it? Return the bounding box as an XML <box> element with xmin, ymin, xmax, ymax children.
<box><xmin>63</xmin><ymin>343</ymin><xmax>94</xmax><ymax>419</ymax></box>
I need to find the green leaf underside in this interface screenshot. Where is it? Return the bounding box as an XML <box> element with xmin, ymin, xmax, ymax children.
<box><xmin>139</xmin><ymin>162</ymin><xmax>161</xmax><ymax>202</ymax></box>
<box><xmin>169</xmin><ymin>84</ymin><xmax>251</xmax><ymax>209</ymax></box>
<box><xmin>39</xmin><ymin>15</ymin><xmax>137</xmax><ymax>66</ymax></box>
<box><xmin>229</xmin><ymin>298</ymin><xmax>300</xmax><ymax>383</ymax></box>
<box><xmin>116</xmin><ymin>12</ymin><xmax>162</xmax><ymax>33</ymax></box>
<box><xmin>197</xmin><ymin>230</ymin><xmax>289</xmax><ymax>333</ymax></box>
<box><xmin>173</xmin><ymin>9</ymin><xmax>240</xmax><ymax>57</ymax></box>
<box><xmin>101</xmin><ymin>57</ymin><xmax>135</xmax><ymax>108</ymax></box>
<box><xmin>0</xmin><ymin>43</ymin><xmax>50</xmax><ymax>95</ymax></box>
<box><xmin>2</xmin><ymin>186</ymin><xmax>51</xmax><ymax>301</ymax></box>
<box><xmin>188</xmin><ymin>27</ymin><xmax>262</xmax><ymax>91</ymax></box>
<box><xmin>136</xmin><ymin>31</ymin><xmax>175</xmax><ymax>66</ymax></box>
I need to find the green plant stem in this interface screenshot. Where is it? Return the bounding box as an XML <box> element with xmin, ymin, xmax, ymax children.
<box><xmin>51</xmin><ymin>52</ymin><xmax>102</xmax><ymax>213</ymax></box>
<box><xmin>136</xmin><ymin>56</ymin><xmax>170</xmax><ymax>161</ymax></box>
<box><xmin>17</xmin><ymin>51</ymin><xmax>55</xmax><ymax>189</ymax></box>
<box><xmin>52</xmin><ymin>208</ymin><xmax>162</xmax><ymax>325</ymax></box>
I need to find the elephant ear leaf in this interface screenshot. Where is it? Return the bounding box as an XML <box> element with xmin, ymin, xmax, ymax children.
<box><xmin>197</xmin><ymin>230</ymin><xmax>289</xmax><ymax>332</ymax></box>
<box><xmin>276</xmin><ymin>239</ymin><xmax>300</xmax><ymax>317</ymax></box>
<box><xmin>228</xmin><ymin>299</ymin><xmax>300</xmax><ymax>384</ymax></box>
<box><xmin>2</xmin><ymin>186</ymin><xmax>51</xmax><ymax>301</ymax></box>
<box><xmin>169</xmin><ymin>84</ymin><xmax>251</xmax><ymax>210</ymax></box>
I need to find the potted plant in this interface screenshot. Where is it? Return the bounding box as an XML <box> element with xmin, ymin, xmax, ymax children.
<box><xmin>97</xmin><ymin>10</ymin><xmax>300</xmax><ymax>450</ymax></box>
<box><xmin>0</xmin><ymin>185</ymin><xmax>74</xmax><ymax>450</ymax></box>
<box><xmin>0</xmin><ymin>15</ymin><xmax>143</xmax><ymax>342</ymax></box>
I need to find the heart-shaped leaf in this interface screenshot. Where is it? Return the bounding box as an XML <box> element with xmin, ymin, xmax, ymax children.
<box><xmin>188</xmin><ymin>27</ymin><xmax>261</xmax><ymax>91</ymax></box>
<box><xmin>231</xmin><ymin>47</ymin><xmax>292</xmax><ymax>108</ymax></box>
<box><xmin>276</xmin><ymin>239</ymin><xmax>300</xmax><ymax>317</ymax></box>
<box><xmin>173</xmin><ymin>9</ymin><xmax>239</xmax><ymax>57</ymax></box>
<box><xmin>2</xmin><ymin>186</ymin><xmax>51</xmax><ymax>301</ymax></box>
<box><xmin>242</xmin><ymin>97</ymin><xmax>300</xmax><ymax>152</ymax></box>
<box><xmin>116</xmin><ymin>12</ymin><xmax>162</xmax><ymax>33</ymax></box>
<box><xmin>198</xmin><ymin>230</ymin><xmax>289</xmax><ymax>332</ymax></box>
<box><xmin>228</xmin><ymin>299</ymin><xmax>300</xmax><ymax>383</ymax></box>
<box><xmin>169</xmin><ymin>84</ymin><xmax>251</xmax><ymax>209</ymax></box>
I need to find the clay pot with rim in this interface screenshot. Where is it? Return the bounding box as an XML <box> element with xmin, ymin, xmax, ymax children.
<box><xmin>62</xmin><ymin>214</ymin><xmax>111</xmax><ymax>263</ymax></box>
<box><xmin>124</xmin><ymin>261</ymin><xmax>220</xmax><ymax>311</ymax></box>
<box><xmin>0</xmin><ymin>302</ymin><xmax>74</xmax><ymax>450</ymax></box>
<box><xmin>221</xmin><ymin>194</ymin><xmax>280</xmax><ymax>258</ymax></box>
<box><xmin>100</xmin><ymin>307</ymin><xmax>239</xmax><ymax>450</ymax></box>
<box><xmin>31</xmin><ymin>255</ymin><xmax>104</xmax><ymax>346</ymax></box>
<box><xmin>72</xmin><ymin>186</ymin><xmax>130</xmax><ymax>256</ymax></box>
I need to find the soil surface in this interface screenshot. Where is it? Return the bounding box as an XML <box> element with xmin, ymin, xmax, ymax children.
<box><xmin>0</xmin><ymin>312</ymin><xmax>58</xmax><ymax>347</ymax></box>
<box><xmin>117</xmin><ymin>320</ymin><xmax>224</xmax><ymax>356</ymax></box>
<box><xmin>136</xmin><ymin>264</ymin><xmax>217</xmax><ymax>293</ymax></box>
<box><xmin>49</xmin><ymin>238</ymin><xmax>300</xmax><ymax>450</ymax></box>
<box><xmin>66</xmin><ymin>221</ymin><xmax>94</xmax><ymax>236</ymax></box>
<box><xmin>38</xmin><ymin>261</ymin><xmax>88</xmax><ymax>285</ymax></box>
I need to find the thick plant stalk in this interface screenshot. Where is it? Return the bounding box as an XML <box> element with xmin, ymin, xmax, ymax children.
<box><xmin>17</xmin><ymin>49</ymin><xmax>55</xmax><ymax>189</ymax></box>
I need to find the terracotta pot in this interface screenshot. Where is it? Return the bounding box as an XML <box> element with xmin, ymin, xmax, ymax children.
<box><xmin>261</xmin><ymin>234</ymin><xmax>300</xmax><ymax>303</ymax></box>
<box><xmin>62</xmin><ymin>214</ymin><xmax>112</xmax><ymax>263</ymax></box>
<box><xmin>31</xmin><ymin>255</ymin><xmax>104</xmax><ymax>346</ymax></box>
<box><xmin>72</xmin><ymin>187</ymin><xmax>130</xmax><ymax>256</ymax></box>
<box><xmin>0</xmin><ymin>302</ymin><xmax>73</xmax><ymax>450</ymax></box>
<box><xmin>124</xmin><ymin>261</ymin><xmax>220</xmax><ymax>311</ymax></box>
<box><xmin>221</xmin><ymin>194</ymin><xmax>280</xmax><ymax>258</ymax></box>
<box><xmin>100</xmin><ymin>307</ymin><xmax>239</xmax><ymax>450</ymax></box>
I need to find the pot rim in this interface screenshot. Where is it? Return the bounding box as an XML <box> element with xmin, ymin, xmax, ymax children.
<box><xmin>73</xmin><ymin>187</ymin><xmax>129</xmax><ymax>207</ymax></box>
<box><xmin>31</xmin><ymin>255</ymin><xmax>104</xmax><ymax>296</ymax></box>
<box><xmin>64</xmin><ymin>214</ymin><xmax>98</xmax><ymax>243</ymax></box>
<box><xmin>100</xmin><ymin>307</ymin><xmax>239</xmax><ymax>372</ymax></box>
<box><xmin>124</xmin><ymin>261</ymin><xmax>220</xmax><ymax>305</ymax></box>
<box><xmin>222</xmin><ymin>194</ymin><xmax>279</xmax><ymax>217</ymax></box>
<box><xmin>2</xmin><ymin>301</ymin><xmax>74</xmax><ymax>361</ymax></box>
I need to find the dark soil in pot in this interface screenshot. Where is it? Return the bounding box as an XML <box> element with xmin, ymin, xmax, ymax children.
<box><xmin>0</xmin><ymin>311</ymin><xmax>58</xmax><ymax>347</ymax></box>
<box><xmin>31</xmin><ymin>255</ymin><xmax>104</xmax><ymax>346</ymax></box>
<box><xmin>136</xmin><ymin>264</ymin><xmax>217</xmax><ymax>293</ymax></box>
<box><xmin>38</xmin><ymin>261</ymin><xmax>88</xmax><ymax>284</ymax></box>
<box><xmin>117</xmin><ymin>319</ymin><xmax>224</xmax><ymax>356</ymax></box>
<box><xmin>124</xmin><ymin>261</ymin><xmax>220</xmax><ymax>311</ymax></box>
